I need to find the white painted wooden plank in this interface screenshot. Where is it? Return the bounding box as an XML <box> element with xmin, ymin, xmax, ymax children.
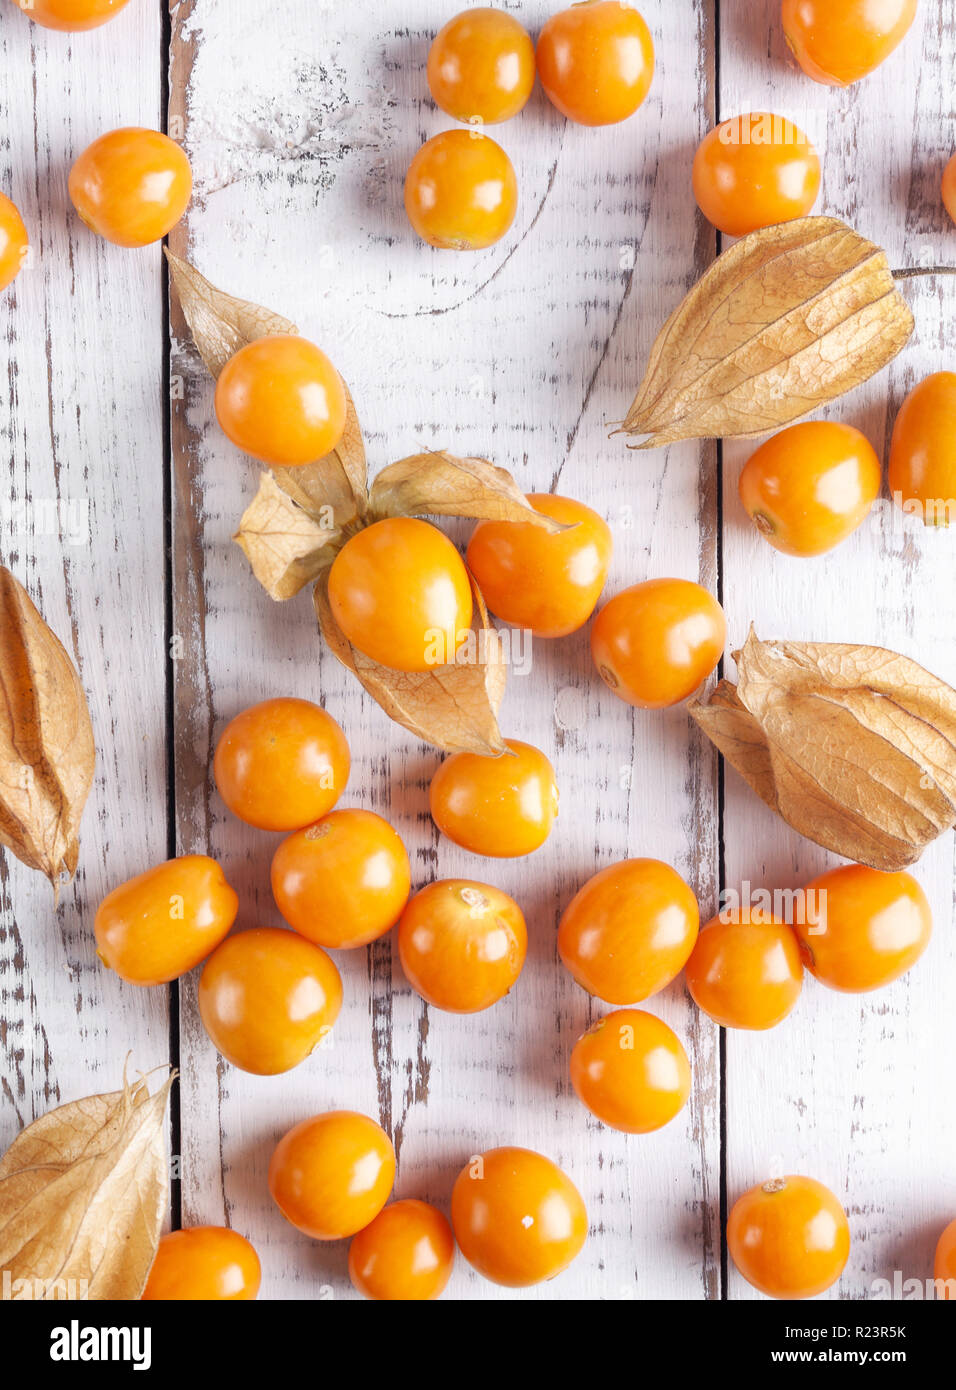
<box><xmin>0</xmin><ymin>6</ymin><xmax>170</xmax><ymax>1142</ymax></box>
<box><xmin>720</xmin><ymin>0</ymin><xmax>956</xmax><ymax>1300</ymax></box>
<box><xmin>170</xmin><ymin>0</ymin><xmax>721</xmax><ymax>1299</ymax></box>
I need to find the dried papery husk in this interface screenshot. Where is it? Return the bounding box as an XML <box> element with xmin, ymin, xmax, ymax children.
<box><xmin>0</xmin><ymin>1071</ymin><xmax>174</xmax><ymax>1300</ymax></box>
<box><xmin>623</xmin><ymin>217</ymin><xmax>914</xmax><ymax>447</ymax></box>
<box><xmin>690</xmin><ymin>629</ymin><xmax>956</xmax><ymax>871</ymax></box>
<box><xmin>368</xmin><ymin>451</ymin><xmax>564</xmax><ymax>530</ymax></box>
<box><xmin>0</xmin><ymin>566</ymin><xmax>95</xmax><ymax>897</ymax></box>
<box><xmin>314</xmin><ymin>569</ymin><xmax>507</xmax><ymax>756</ymax></box>
<box><xmin>165</xmin><ymin>250</ymin><xmax>298</xmax><ymax>379</ymax></box>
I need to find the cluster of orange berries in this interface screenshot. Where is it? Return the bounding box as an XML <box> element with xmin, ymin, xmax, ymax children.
<box><xmin>405</xmin><ymin>3</ymin><xmax>655</xmax><ymax>250</ymax></box>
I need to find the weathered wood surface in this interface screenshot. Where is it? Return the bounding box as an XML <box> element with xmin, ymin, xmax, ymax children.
<box><xmin>0</xmin><ymin>0</ymin><xmax>952</xmax><ymax>1300</ymax></box>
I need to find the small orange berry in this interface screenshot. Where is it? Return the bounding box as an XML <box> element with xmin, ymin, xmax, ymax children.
<box><xmin>888</xmin><ymin>372</ymin><xmax>956</xmax><ymax>527</ymax></box>
<box><xmin>269</xmin><ymin>1111</ymin><xmax>395</xmax><ymax>1241</ymax></box>
<box><xmin>944</xmin><ymin>154</ymin><xmax>956</xmax><ymax>226</ymax></box>
<box><xmin>794</xmin><ymin>864</ymin><xmax>932</xmax><ymax>993</ymax></box>
<box><xmin>12</xmin><ymin>0</ymin><xmax>130</xmax><ymax>31</ymax></box>
<box><xmin>405</xmin><ymin>129</ymin><xmax>517</xmax><ymax>250</ymax></box>
<box><xmin>398</xmin><ymin>879</ymin><xmax>527</xmax><ymax>1013</ymax></box>
<box><xmin>348</xmin><ymin>1200</ymin><xmax>456</xmax><ymax>1301</ymax></box>
<box><xmin>213</xmin><ymin>697</ymin><xmax>350</xmax><ymax>833</ymax></box>
<box><xmin>728</xmin><ymin>1175</ymin><xmax>850</xmax><ymax>1299</ymax></box>
<box><xmin>591</xmin><ymin>578</ymin><xmax>725</xmax><ymax>709</ymax></box>
<box><xmin>782</xmin><ymin>0</ymin><xmax>918</xmax><ymax>87</ymax></box>
<box><xmin>685</xmin><ymin>908</ymin><xmax>804</xmax><ymax>1030</ymax></box>
<box><xmin>451</xmin><ymin>1146</ymin><xmax>587</xmax><ymax>1287</ymax></box>
<box><xmin>429</xmin><ymin>739</ymin><xmax>559</xmax><ymax>858</ymax></box>
<box><xmin>739</xmin><ymin>421</ymin><xmax>881</xmax><ymax>556</ymax></box>
<box><xmin>570</xmin><ymin>1009</ymin><xmax>691</xmax><ymax>1133</ymax></box>
<box><xmin>141</xmin><ymin>1227</ymin><xmax>261</xmax><ymax>1301</ymax></box>
<box><xmin>466</xmin><ymin>494</ymin><xmax>613</xmax><ymax>638</ymax></box>
<box><xmin>693</xmin><ymin>113</ymin><xmax>820</xmax><ymax>237</ymax></box>
<box><xmin>0</xmin><ymin>192</ymin><xmax>29</xmax><ymax>292</ymax></box>
<box><xmin>214</xmin><ymin>335</ymin><xmax>346</xmax><ymax>468</ymax></box>
<box><xmin>68</xmin><ymin>128</ymin><xmax>191</xmax><ymax>247</ymax></box>
<box><xmin>935</xmin><ymin>1218</ymin><xmax>956</xmax><ymax>1299</ymax></box>
<box><xmin>198</xmin><ymin>928</ymin><xmax>342</xmax><ymax>1076</ymax></box>
<box><xmin>536</xmin><ymin>2</ymin><xmax>655</xmax><ymax>127</ymax></box>
<box><xmin>428</xmin><ymin>8</ymin><xmax>535</xmax><ymax>125</ymax></box>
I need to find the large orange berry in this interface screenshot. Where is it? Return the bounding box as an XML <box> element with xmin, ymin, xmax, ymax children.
<box><xmin>944</xmin><ymin>154</ymin><xmax>956</xmax><ymax>226</ymax></box>
<box><xmin>591</xmin><ymin>578</ymin><xmax>725</xmax><ymax>709</ymax></box>
<box><xmin>427</xmin><ymin>8</ymin><xmax>535</xmax><ymax>125</ymax></box>
<box><xmin>693</xmin><ymin>113</ymin><xmax>820</xmax><ymax>237</ymax></box>
<box><xmin>451</xmin><ymin>1146</ymin><xmax>587</xmax><ymax>1287</ymax></box>
<box><xmin>198</xmin><ymin>928</ymin><xmax>342</xmax><ymax>1075</ymax></box>
<box><xmin>405</xmin><ymin>129</ymin><xmax>517</xmax><ymax>250</ymax></box>
<box><xmin>348</xmin><ymin>1200</ymin><xmax>456</xmax><ymax>1301</ymax></box>
<box><xmin>0</xmin><ymin>192</ymin><xmax>28</xmax><ymax>292</ymax></box>
<box><xmin>68</xmin><ymin>128</ymin><xmax>191</xmax><ymax>247</ymax></box>
<box><xmin>269</xmin><ymin>1111</ymin><xmax>395</xmax><ymax>1241</ymax></box>
<box><xmin>141</xmin><ymin>1227</ymin><xmax>261</xmax><ymax>1301</ymax></box>
<box><xmin>558</xmin><ymin>858</ymin><xmax>699</xmax><ymax>1005</ymax></box>
<box><xmin>94</xmin><ymin>855</ymin><xmax>238</xmax><ymax>986</ymax></box>
<box><xmin>214</xmin><ymin>335</ymin><xmax>346</xmax><ymax>467</ymax></box>
<box><xmin>328</xmin><ymin>517</ymin><xmax>473</xmax><ymax>671</ymax></box>
<box><xmin>271</xmin><ymin>809</ymin><xmax>411</xmax><ymax>950</ymax></box>
<box><xmin>685</xmin><ymin>908</ymin><xmax>804</xmax><ymax>1030</ymax></box>
<box><xmin>536</xmin><ymin>2</ymin><xmax>655</xmax><ymax>127</ymax></box>
<box><xmin>429</xmin><ymin>739</ymin><xmax>558</xmax><ymax>858</ymax></box>
<box><xmin>570</xmin><ymin>1009</ymin><xmax>691</xmax><ymax>1134</ymax></box>
<box><xmin>935</xmin><ymin>1218</ymin><xmax>956</xmax><ymax>1299</ymax></box>
<box><xmin>782</xmin><ymin>0</ymin><xmax>918</xmax><ymax>87</ymax></box>
<box><xmin>888</xmin><ymin>372</ymin><xmax>956</xmax><ymax>527</ymax></box>
<box><xmin>794</xmin><ymin>864</ymin><xmax>932</xmax><ymax>993</ymax></box>
<box><xmin>398</xmin><ymin>879</ymin><xmax>527</xmax><ymax>1013</ymax></box>
<box><xmin>213</xmin><ymin>697</ymin><xmax>349</xmax><ymax>832</ymax></box>
<box><xmin>739</xmin><ymin>421</ymin><xmax>881</xmax><ymax>556</ymax></box>
<box><xmin>11</xmin><ymin>0</ymin><xmax>130</xmax><ymax>30</ymax></box>
<box><xmin>466</xmin><ymin>494</ymin><xmax>613</xmax><ymax>638</ymax></box>
<box><xmin>728</xmin><ymin>1175</ymin><xmax>850</xmax><ymax>1299</ymax></box>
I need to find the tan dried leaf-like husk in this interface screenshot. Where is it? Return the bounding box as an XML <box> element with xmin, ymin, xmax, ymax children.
<box><xmin>0</xmin><ymin>567</ymin><xmax>95</xmax><ymax>897</ymax></box>
<box><xmin>0</xmin><ymin>1072</ymin><xmax>173</xmax><ymax>1300</ymax></box>
<box><xmin>689</xmin><ymin>629</ymin><xmax>956</xmax><ymax>870</ymax></box>
<box><xmin>623</xmin><ymin>217</ymin><xmax>914</xmax><ymax>447</ymax></box>
<box><xmin>165</xmin><ymin>250</ymin><xmax>298</xmax><ymax>378</ymax></box>
<box><xmin>368</xmin><ymin>451</ymin><xmax>562</xmax><ymax>530</ymax></box>
<box><xmin>273</xmin><ymin>383</ymin><xmax>368</xmax><ymax>522</ymax></box>
<box><xmin>234</xmin><ymin>472</ymin><xmax>342</xmax><ymax>600</ymax></box>
<box><xmin>314</xmin><ymin>570</ymin><xmax>507</xmax><ymax>755</ymax></box>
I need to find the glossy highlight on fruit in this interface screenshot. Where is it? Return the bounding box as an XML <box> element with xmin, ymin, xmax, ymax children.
<box><xmin>269</xmin><ymin>1111</ymin><xmax>395</xmax><ymax>1241</ymax></box>
<box><xmin>888</xmin><ymin>372</ymin><xmax>956</xmax><ymax>527</ymax></box>
<box><xmin>0</xmin><ymin>192</ymin><xmax>28</xmax><ymax>292</ymax></box>
<box><xmin>328</xmin><ymin>517</ymin><xmax>474</xmax><ymax>671</ymax></box>
<box><xmin>427</xmin><ymin>7</ymin><xmax>535</xmax><ymax>125</ymax></box>
<box><xmin>429</xmin><ymin>738</ymin><xmax>559</xmax><ymax>858</ymax></box>
<box><xmin>466</xmin><ymin>493</ymin><xmax>613</xmax><ymax>638</ymax></box>
<box><xmin>570</xmin><ymin>1009</ymin><xmax>691</xmax><ymax>1134</ymax></box>
<box><xmin>591</xmin><ymin>578</ymin><xmax>726</xmax><ymax>709</ymax></box>
<box><xmin>11</xmin><ymin>0</ymin><xmax>130</xmax><ymax>31</ymax></box>
<box><xmin>214</xmin><ymin>335</ymin><xmax>347</xmax><ymax>468</ymax></box>
<box><xmin>271</xmin><ymin>809</ymin><xmax>411</xmax><ymax>950</ymax></box>
<box><xmin>685</xmin><ymin>908</ymin><xmax>804</xmax><ymax>1030</ymax></box>
<box><xmin>794</xmin><ymin>864</ymin><xmax>932</xmax><ymax>993</ymax></box>
<box><xmin>728</xmin><ymin>1175</ymin><xmax>850</xmax><ymax>1299</ymax></box>
<box><xmin>348</xmin><ymin>1199</ymin><xmax>455</xmax><ymax>1301</ymax></box>
<box><xmin>404</xmin><ymin>129</ymin><xmax>517</xmax><ymax>250</ymax></box>
<box><xmin>68</xmin><ymin>128</ymin><xmax>192</xmax><ymax>247</ymax></box>
<box><xmin>198</xmin><ymin>927</ymin><xmax>342</xmax><ymax>1075</ymax></box>
<box><xmin>782</xmin><ymin>0</ymin><xmax>918</xmax><ymax>87</ymax></box>
<box><xmin>213</xmin><ymin>697</ymin><xmax>350</xmax><ymax>832</ymax></box>
<box><xmin>141</xmin><ymin>1226</ymin><xmax>261</xmax><ymax>1301</ymax></box>
<box><xmin>451</xmin><ymin>1146</ymin><xmax>587</xmax><ymax>1287</ymax></box>
<box><xmin>558</xmin><ymin>858</ymin><xmax>699</xmax><ymax>1005</ymax></box>
<box><xmin>536</xmin><ymin>1</ymin><xmax>655</xmax><ymax>127</ymax></box>
<box><xmin>739</xmin><ymin>421</ymin><xmax>881</xmax><ymax>556</ymax></box>
<box><xmin>693</xmin><ymin>112</ymin><xmax>820</xmax><ymax>238</ymax></box>
<box><xmin>398</xmin><ymin>879</ymin><xmax>527</xmax><ymax>1013</ymax></box>
<box><xmin>94</xmin><ymin>855</ymin><xmax>238</xmax><ymax>986</ymax></box>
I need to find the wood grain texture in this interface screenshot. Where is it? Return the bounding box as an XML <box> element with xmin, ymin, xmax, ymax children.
<box><xmin>1</xmin><ymin>0</ymin><xmax>953</xmax><ymax>1303</ymax></box>
<box><xmin>0</xmin><ymin>6</ymin><xmax>170</xmax><ymax>1151</ymax></box>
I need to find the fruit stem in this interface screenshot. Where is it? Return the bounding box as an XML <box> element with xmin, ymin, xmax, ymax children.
<box><xmin>892</xmin><ymin>266</ymin><xmax>956</xmax><ymax>280</ymax></box>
